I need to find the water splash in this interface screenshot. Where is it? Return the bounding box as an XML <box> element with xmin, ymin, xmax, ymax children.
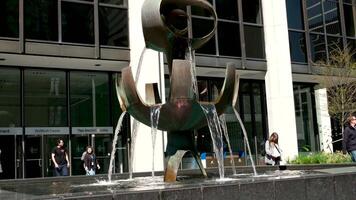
<box><xmin>219</xmin><ymin>114</ymin><xmax>237</xmax><ymax>175</ymax></box>
<box><xmin>200</xmin><ymin>104</ymin><xmax>225</xmax><ymax>179</ymax></box>
<box><xmin>150</xmin><ymin>104</ymin><xmax>162</xmax><ymax>177</ymax></box>
<box><xmin>232</xmin><ymin>107</ymin><xmax>257</xmax><ymax>176</ymax></box>
<box><xmin>108</xmin><ymin>111</ymin><xmax>127</xmax><ymax>182</ymax></box>
<box><xmin>129</xmin><ymin>119</ymin><xmax>140</xmax><ymax>179</ymax></box>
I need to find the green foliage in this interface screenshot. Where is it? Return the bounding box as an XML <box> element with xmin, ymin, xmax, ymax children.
<box><xmin>289</xmin><ymin>151</ymin><xmax>352</xmax><ymax>164</ymax></box>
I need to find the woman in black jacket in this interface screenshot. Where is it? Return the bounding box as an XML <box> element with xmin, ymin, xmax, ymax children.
<box><xmin>343</xmin><ymin>113</ymin><xmax>356</xmax><ymax>162</ymax></box>
<box><xmin>83</xmin><ymin>146</ymin><xmax>100</xmax><ymax>175</ymax></box>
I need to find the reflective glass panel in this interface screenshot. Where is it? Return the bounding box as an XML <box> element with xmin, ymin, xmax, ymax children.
<box><xmin>62</xmin><ymin>2</ymin><xmax>94</xmax><ymax>44</ymax></box>
<box><xmin>192</xmin><ymin>0</ymin><xmax>213</xmax><ymax>17</ymax></box>
<box><xmin>216</xmin><ymin>0</ymin><xmax>238</xmax><ymax>21</ymax></box>
<box><xmin>0</xmin><ymin>0</ymin><xmax>19</xmax><ymax>38</ymax></box>
<box><xmin>289</xmin><ymin>31</ymin><xmax>307</xmax><ymax>63</ymax></box>
<box><xmin>24</xmin><ymin>70</ymin><xmax>67</xmax><ymax>127</ymax></box>
<box><xmin>99</xmin><ymin>7</ymin><xmax>128</xmax><ymax>47</ymax></box>
<box><xmin>307</xmin><ymin>0</ymin><xmax>324</xmax><ymax>33</ymax></box>
<box><xmin>0</xmin><ymin>68</ymin><xmax>20</xmax><ymax>127</ymax></box>
<box><xmin>218</xmin><ymin>22</ymin><xmax>241</xmax><ymax>57</ymax></box>
<box><xmin>286</xmin><ymin>0</ymin><xmax>304</xmax><ymax>30</ymax></box>
<box><xmin>344</xmin><ymin>4</ymin><xmax>356</xmax><ymax>37</ymax></box>
<box><xmin>323</xmin><ymin>0</ymin><xmax>341</xmax><ymax>35</ymax></box>
<box><xmin>327</xmin><ymin>36</ymin><xmax>343</xmax><ymax>55</ymax></box>
<box><xmin>24</xmin><ymin>0</ymin><xmax>58</xmax><ymax>41</ymax></box>
<box><xmin>192</xmin><ymin>18</ymin><xmax>216</xmax><ymax>55</ymax></box>
<box><xmin>100</xmin><ymin>0</ymin><xmax>124</xmax><ymax>5</ymax></box>
<box><xmin>244</xmin><ymin>25</ymin><xmax>265</xmax><ymax>59</ymax></box>
<box><xmin>242</xmin><ymin>0</ymin><xmax>262</xmax><ymax>24</ymax></box>
<box><xmin>309</xmin><ymin>33</ymin><xmax>326</xmax><ymax>62</ymax></box>
<box><xmin>70</xmin><ymin>72</ymin><xmax>110</xmax><ymax>127</ymax></box>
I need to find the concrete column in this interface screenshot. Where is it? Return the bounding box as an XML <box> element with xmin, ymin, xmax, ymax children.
<box><xmin>315</xmin><ymin>88</ymin><xmax>333</xmax><ymax>153</ymax></box>
<box><xmin>261</xmin><ymin>0</ymin><xmax>298</xmax><ymax>160</ymax></box>
<box><xmin>128</xmin><ymin>0</ymin><xmax>165</xmax><ymax>172</ymax></box>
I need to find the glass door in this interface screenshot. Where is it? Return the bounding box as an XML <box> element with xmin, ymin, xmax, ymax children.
<box><xmin>71</xmin><ymin>135</ymin><xmax>89</xmax><ymax>175</ymax></box>
<box><xmin>24</xmin><ymin>136</ymin><xmax>42</xmax><ymax>178</ymax></box>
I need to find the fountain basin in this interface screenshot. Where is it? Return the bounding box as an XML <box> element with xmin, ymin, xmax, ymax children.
<box><xmin>0</xmin><ymin>164</ymin><xmax>355</xmax><ymax>200</ymax></box>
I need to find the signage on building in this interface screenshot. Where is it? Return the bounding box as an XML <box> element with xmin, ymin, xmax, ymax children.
<box><xmin>0</xmin><ymin>128</ymin><xmax>22</xmax><ymax>135</ymax></box>
<box><xmin>25</xmin><ymin>127</ymin><xmax>69</xmax><ymax>135</ymax></box>
<box><xmin>72</xmin><ymin>127</ymin><xmax>113</xmax><ymax>135</ymax></box>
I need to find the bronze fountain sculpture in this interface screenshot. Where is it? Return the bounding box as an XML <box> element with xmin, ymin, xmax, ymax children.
<box><xmin>117</xmin><ymin>0</ymin><xmax>240</xmax><ymax>182</ymax></box>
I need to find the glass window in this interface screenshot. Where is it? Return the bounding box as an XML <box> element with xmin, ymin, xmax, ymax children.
<box><xmin>307</xmin><ymin>0</ymin><xmax>324</xmax><ymax>33</ymax></box>
<box><xmin>343</xmin><ymin>4</ymin><xmax>356</xmax><ymax>37</ymax></box>
<box><xmin>61</xmin><ymin>2</ymin><xmax>94</xmax><ymax>44</ymax></box>
<box><xmin>24</xmin><ymin>70</ymin><xmax>67</xmax><ymax>127</ymax></box>
<box><xmin>327</xmin><ymin>36</ymin><xmax>343</xmax><ymax>55</ymax></box>
<box><xmin>242</xmin><ymin>0</ymin><xmax>262</xmax><ymax>24</ymax></box>
<box><xmin>215</xmin><ymin>0</ymin><xmax>238</xmax><ymax>21</ymax></box>
<box><xmin>310</xmin><ymin>33</ymin><xmax>326</xmax><ymax>62</ymax></box>
<box><xmin>192</xmin><ymin>18</ymin><xmax>216</xmax><ymax>55</ymax></box>
<box><xmin>0</xmin><ymin>68</ymin><xmax>20</xmax><ymax>127</ymax></box>
<box><xmin>100</xmin><ymin>0</ymin><xmax>125</xmax><ymax>5</ymax></box>
<box><xmin>244</xmin><ymin>25</ymin><xmax>265</xmax><ymax>59</ymax></box>
<box><xmin>286</xmin><ymin>0</ymin><xmax>304</xmax><ymax>30</ymax></box>
<box><xmin>24</xmin><ymin>0</ymin><xmax>58</xmax><ymax>41</ymax></box>
<box><xmin>289</xmin><ymin>31</ymin><xmax>307</xmax><ymax>63</ymax></box>
<box><xmin>0</xmin><ymin>0</ymin><xmax>19</xmax><ymax>38</ymax></box>
<box><xmin>218</xmin><ymin>22</ymin><xmax>241</xmax><ymax>57</ymax></box>
<box><xmin>70</xmin><ymin>72</ymin><xmax>110</xmax><ymax>127</ymax></box>
<box><xmin>99</xmin><ymin>7</ymin><xmax>128</xmax><ymax>47</ymax></box>
<box><xmin>323</xmin><ymin>0</ymin><xmax>341</xmax><ymax>35</ymax></box>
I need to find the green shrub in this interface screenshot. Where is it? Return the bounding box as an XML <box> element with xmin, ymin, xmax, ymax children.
<box><xmin>288</xmin><ymin>151</ymin><xmax>352</xmax><ymax>164</ymax></box>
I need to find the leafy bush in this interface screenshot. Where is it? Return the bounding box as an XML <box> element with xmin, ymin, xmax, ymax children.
<box><xmin>288</xmin><ymin>151</ymin><xmax>352</xmax><ymax>164</ymax></box>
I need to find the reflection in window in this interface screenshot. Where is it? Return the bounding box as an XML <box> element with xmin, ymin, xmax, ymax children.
<box><xmin>289</xmin><ymin>31</ymin><xmax>307</xmax><ymax>63</ymax></box>
<box><xmin>0</xmin><ymin>0</ymin><xmax>19</xmax><ymax>38</ymax></box>
<box><xmin>286</xmin><ymin>0</ymin><xmax>304</xmax><ymax>30</ymax></box>
<box><xmin>344</xmin><ymin>4</ymin><xmax>356</xmax><ymax>37</ymax></box>
<box><xmin>323</xmin><ymin>0</ymin><xmax>341</xmax><ymax>35</ymax></box>
<box><xmin>62</xmin><ymin>2</ymin><xmax>94</xmax><ymax>44</ymax></box>
<box><xmin>99</xmin><ymin>7</ymin><xmax>128</xmax><ymax>47</ymax></box>
<box><xmin>70</xmin><ymin>72</ymin><xmax>110</xmax><ymax>127</ymax></box>
<box><xmin>218</xmin><ymin>22</ymin><xmax>241</xmax><ymax>57</ymax></box>
<box><xmin>310</xmin><ymin>34</ymin><xmax>326</xmax><ymax>62</ymax></box>
<box><xmin>307</xmin><ymin>0</ymin><xmax>324</xmax><ymax>33</ymax></box>
<box><xmin>192</xmin><ymin>18</ymin><xmax>216</xmax><ymax>55</ymax></box>
<box><xmin>0</xmin><ymin>68</ymin><xmax>20</xmax><ymax>127</ymax></box>
<box><xmin>215</xmin><ymin>0</ymin><xmax>238</xmax><ymax>21</ymax></box>
<box><xmin>244</xmin><ymin>25</ymin><xmax>265</xmax><ymax>59</ymax></box>
<box><xmin>24</xmin><ymin>0</ymin><xmax>58</xmax><ymax>41</ymax></box>
<box><xmin>24</xmin><ymin>70</ymin><xmax>67</xmax><ymax>127</ymax></box>
<box><xmin>242</xmin><ymin>0</ymin><xmax>262</xmax><ymax>24</ymax></box>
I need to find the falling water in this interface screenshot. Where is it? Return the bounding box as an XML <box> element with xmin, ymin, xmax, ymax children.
<box><xmin>129</xmin><ymin>119</ymin><xmax>140</xmax><ymax>179</ymax></box>
<box><xmin>232</xmin><ymin>108</ymin><xmax>257</xmax><ymax>176</ymax></box>
<box><xmin>150</xmin><ymin>104</ymin><xmax>162</xmax><ymax>177</ymax></box>
<box><xmin>186</xmin><ymin>43</ymin><xmax>199</xmax><ymax>98</ymax></box>
<box><xmin>200</xmin><ymin>104</ymin><xmax>225</xmax><ymax>179</ymax></box>
<box><xmin>219</xmin><ymin>114</ymin><xmax>237</xmax><ymax>175</ymax></box>
<box><xmin>108</xmin><ymin>111</ymin><xmax>127</xmax><ymax>182</ymax></box>
<box><xmin>135</xmin><ymin>47</ymin><xmax>147</xmax><ymax>85</ymax></box>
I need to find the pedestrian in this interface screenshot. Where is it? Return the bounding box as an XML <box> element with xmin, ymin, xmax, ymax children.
<box><xmin>51</xmin><ymin>139</ymin><xmax>70</xmax><ymax>176</ymax></box>
<box><xmin>83</xmin><ymin>146</ymin><xmax>100</xmax><ymax>175</ymax></box>
<box><xmin>342</xmin><ymin>113</ymin><xmax>356</xmax><ymax>162</ymax></box>
<box><xmin>265</xmin><ymin>132</ymin><xmax>282</xmax><ymax>166</ymax></box>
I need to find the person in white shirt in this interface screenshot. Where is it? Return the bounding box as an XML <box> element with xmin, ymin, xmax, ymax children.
<box><xmin>265</xmin><ymin>132</ymin><xmax>282</xmax><ymax>166</ymax></box>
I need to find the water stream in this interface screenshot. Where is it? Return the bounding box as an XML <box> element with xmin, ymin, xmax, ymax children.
<box><xmin>219</xmin><ymin>114</ymin><xmax>237</xmax><ymax>175</ymax></box>
<box><xmin>200</xmin><ymin>104</ymin><xmax>225</xmax><ymax>179</ymax></box>
<box><xmin>232</xmin><ymin>107</ymin><xmax>257</xmax><ymax>176</ymax></box>
<box><xmin>108</xmin><ymin>111</ymin><xmax>127</xmax><ymax>182</ymax></box>
<box><xmin>129</xmin><ymin>119</ymin><xmax>140</xmax><ymax>179</ymax></box>
<box><xmin>150</xmin><ymin>104</ymin><xmax>162</xmax><ymax>177</ymax></box>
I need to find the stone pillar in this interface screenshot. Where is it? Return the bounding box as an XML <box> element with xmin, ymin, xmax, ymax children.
<box><xmin>128</xmin><ymin>0</ymin><xmax>165</xmax><ymax>172</ymax></box>
<box><xmin>315</xmin><ymin>88</ymin><xmax>333</xmax><ymax>153</ymax></box>
<box><xmin>261</xmin><ymin>0</ymin><xmax>299</xmax><ymax>160</ymax></box>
